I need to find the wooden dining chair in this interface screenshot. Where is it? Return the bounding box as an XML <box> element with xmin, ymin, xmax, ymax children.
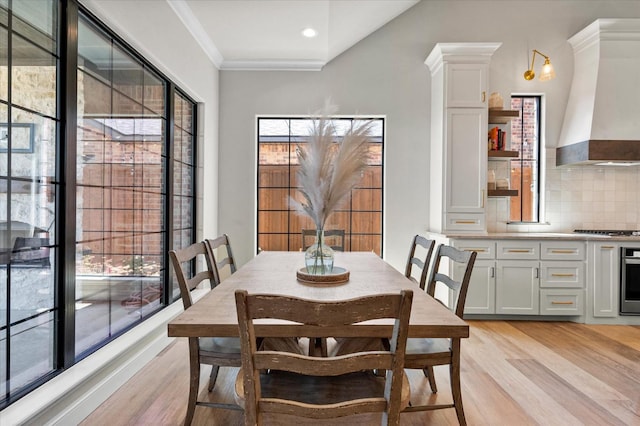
<box><xmin>169</xmin><ymin>241</ymin><xmax>243</xmax><ymax>425</ymax></box>
<box><xmin>234</xmin><ymin>289</ymin><xmax>414</xmax><ymax>426</ymax></box>
<box><xmin>302</xmin><ymin>228</ymin><xmax>346</xmax><ymax>251</ymax></box>
<box><xmin>332</xmin><ymin>235</ymin><xmax>435</xmax><ymax>358</ymax></box>
<box><xmin>402</xmin><ymin>244</ymin><xmax>477</xmax><ymax>426</ymax></box>
<box><xmin>405</xmin><ymin>234</ymin><xmax>436</xmax><ymax>289</ymax></box>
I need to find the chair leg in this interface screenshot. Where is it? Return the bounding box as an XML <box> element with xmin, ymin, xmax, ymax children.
<box><xmin>208</xmin><ymin>364</ymin><xmax>220</xmax><ymax>391</ymax></box>
<box><xmin>423</xmin><ymin>366</ymin><xmax>438</xmax><ymax>393</ymax></box>
<box><xmin>450</xmin><ymin>339</ymin><xmax>466</xmax><ymax>426</ymax></box>
<box><xmin>185</xmin><ymin>345</ymin><xmax>200</xmax><ymax>426</ymax></box>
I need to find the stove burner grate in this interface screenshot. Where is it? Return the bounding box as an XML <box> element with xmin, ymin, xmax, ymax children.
<box><xmin>574</xmin><ymin>229</ymin><xmax>640</xmax><ymax>236</ymax></box>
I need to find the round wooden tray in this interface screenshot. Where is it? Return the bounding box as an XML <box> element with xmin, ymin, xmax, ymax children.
<box><xmin>296</xmin><ymin>266</ymin><xmax>350</xmax><ymax>286</ymax></box>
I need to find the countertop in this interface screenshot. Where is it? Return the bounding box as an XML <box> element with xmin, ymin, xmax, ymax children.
<box><xmin>429</xmin><ymin>232</ymin><xmax>640</xmax><ymax>242</ymax></box>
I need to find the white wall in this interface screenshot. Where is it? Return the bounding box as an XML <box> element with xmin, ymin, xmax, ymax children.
<box><xmin>219</xmin><ymin>0</ymin><xmax>640</xmax><ymax>272</ymax></box>
<box><xmin>81</xmin><ymin>0</ymin><xmax>220</xmax><ymax>242</ymax></box>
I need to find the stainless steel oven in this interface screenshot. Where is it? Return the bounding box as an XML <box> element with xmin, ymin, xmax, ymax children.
<box><xmin>621</xmin><ymin>247</ymin><xmax>640</xmax><ymax>315</ymax></box>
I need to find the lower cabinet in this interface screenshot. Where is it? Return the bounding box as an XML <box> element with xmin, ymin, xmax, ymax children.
<box><xmin>590</xmin><ymin>242</ymin><xmax>620</xmax><ymax>318</ymax></box>
<box><xmin>461</xmin><ymin>259</ymin><xmax>495</xmax><ymax>314</ymax></box>
<box><xmin>496</xmin><ymin>260</ymin><xmax>539</xmax><ymax>315</ymax></box>
<box><xmin>455</xmin><ymin>239</ymin><xmax>586</xmax><ymax>317</ymax></box>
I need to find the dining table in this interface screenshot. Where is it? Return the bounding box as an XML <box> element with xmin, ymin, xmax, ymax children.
<box><xmin>167</xmin><ymin>251</ymin><xmax>469</xmax><ymax>341</ymax></box>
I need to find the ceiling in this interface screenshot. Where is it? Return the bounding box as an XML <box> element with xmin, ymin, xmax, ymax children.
<box><xmin>166</xmin><ymin>0</ymin><xmax>420</xmax><ymax>70</ymax></box>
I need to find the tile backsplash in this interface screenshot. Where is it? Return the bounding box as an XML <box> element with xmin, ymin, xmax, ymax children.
<box><xmin>486</xmin><ymin>148</ymin><xmax>640</xmax><ymax>233</ymax></box>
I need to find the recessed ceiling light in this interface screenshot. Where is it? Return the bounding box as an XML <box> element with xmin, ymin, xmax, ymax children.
<box><xmin>302</xmin><ymin>28</ymin><xmax>317</xmax><ymax>38</ymax></box>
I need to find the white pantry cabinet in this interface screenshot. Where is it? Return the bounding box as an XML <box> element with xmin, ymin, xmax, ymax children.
<box><xmin>425</xmin><ymin>43</ymin><xmax>501</xmax><ymax>234</ymax></box>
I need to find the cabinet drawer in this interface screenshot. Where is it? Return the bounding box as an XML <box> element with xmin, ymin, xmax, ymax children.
<box><xmin>540</xmin><ymin>289</ymin><xmax>583</xmax><ymax>316</ymax></box>
<box><xmin>443</xmin><ymin>213</ymin><xmax>485</xmax><ymax>232</ymax></box>
<box><xmin>453</xmin><ymin>240</ymin><xmax>495</xmax><ymax>259</ymax></box>
<box><xmin>540</xmin><ymin>261</ymin><xmax>585</xmax><ymax>288</ymax></box>
<box><xmin>540</xmin><ymin>241</ymin><xmax>585</xmax><ymax>261</ymax></box>
<box><xmin>496</xmin><ymin>241</ymin><xmax>539</xmax><ymax>260</ymax></box>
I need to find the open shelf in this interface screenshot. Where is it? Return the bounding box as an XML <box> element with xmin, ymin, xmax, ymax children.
<box><xmin>488</xmin><ymin>150</ymin><xmax>518</xmax><ymax>158</ymax></box>
<box><xmin>488</xmin><ymin>189</ymin><xmax>519</xmax><ymax>197</ymax></box>
<box><xmin>489</xmin><ymin>109</ymin><xmax>520</xmax><ymax>124</ymax></box>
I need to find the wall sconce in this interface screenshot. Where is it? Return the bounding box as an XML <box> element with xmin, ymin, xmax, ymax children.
<box><xmin>523</xmin><ymin>49</ymin><xmax>556</xmax><ymax>81</ymax></box>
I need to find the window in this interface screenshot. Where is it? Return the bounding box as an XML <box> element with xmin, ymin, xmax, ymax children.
<box><xmin>0</xmin><ymin>0</ymin><xmax>59</xmax><ymax>404</ymax></box>
<box><xmin>257</xmin><ymin>117</ymin><xmax>384</xmax><ymax>255</ymax></box>
<box><xmin>75</xmin><ymin>15</ymin><xmax>169</xmax><ymax>357</ymax></box>
<box><xmin>0</xmin><ymin>2</ymin><xmax>196</xmax><ymax>408</ymax></box>
<box><xmin>509</xmin><ymin>96</ymin><xmax>541</xmax><ymax>222</ymax></box>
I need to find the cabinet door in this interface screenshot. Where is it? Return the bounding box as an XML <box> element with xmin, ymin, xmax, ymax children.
<box><xmin>591</xmin><ymin>243</ymin><xmax>619</xmax><ymax>318</ymax></box>
<box><xmin>445</xmin><ymin>108</ymin><xmax>487</xmax><ymax>213</ymax></box>
<box><xmin>462</xmin><ymin>260</ymin><xmax>495</xmax><ymax>315</ymax></box>
<box><xmin>446</xmin><ymin>63</ymin><xmax>487</xmax><ymax>107</ymax></box>
<box><xmin>496</xmin><ymin>260</ymin><xmax>539</xmax><ymax>315</ymax></box>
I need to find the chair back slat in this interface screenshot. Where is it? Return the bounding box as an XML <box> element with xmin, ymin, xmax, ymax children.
<box><xmin>244</xmin><ymin>293</ymin><xmax>404</xmax><ymax>326</ymax></box>
<box><xmin>254</xmin><ymin>351</ymin><xmax>394</xmax><ymax>376</ymax></box>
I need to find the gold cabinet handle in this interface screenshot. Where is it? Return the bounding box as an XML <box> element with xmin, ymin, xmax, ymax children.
<box><xmin>551</xmin><ymin>273</ymin><xmax>575</xmax><ymax>277</ymax></box>
<box><xmin>482</xmin><ymin>91</ymin><xmax>486</xmax><ymax>103</ymax></box>
<box><xmin>551</xmin><ymin>301</ymin><xmax>574</xmax><ymax>305</ymax></box>
<box><xmin>507</xmin><ymin>249</ymin><xmax>531</xmax><ymax>253</ymax></box>
<box><xmin>455</xmin><ymin>220</ymin><xmax>476</xmax><ymax>224</ymax></box>
<box><xmin>464</xmin><ymin>248</ymin><xmax>487</xmax><ymax>252</ymax></box>
<box><xmin>550</xmin><ymin>249</ymin><xmax>576</xmax><ymax>254</ymax></box>
<box><xmin>602</xmin><ymin>246</ymin><xmax>615</xmax><ymax>249</ymax></box>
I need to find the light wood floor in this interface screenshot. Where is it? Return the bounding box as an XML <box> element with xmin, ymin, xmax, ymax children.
<box><xmin>81</xmin><ymin>321</ymin><xmax>640</xmax><ymax>425</ymax></box>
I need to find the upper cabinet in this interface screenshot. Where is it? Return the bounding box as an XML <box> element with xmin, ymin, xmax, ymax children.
<box><xmin>447</xmin><ymin>64</ymin><xmax>488</xmax><ymax>107</ymax></box>
<box><xmin>426</xmin><ymin>42</ymin><xmax>501</xmax><ymax>234</ymax></box>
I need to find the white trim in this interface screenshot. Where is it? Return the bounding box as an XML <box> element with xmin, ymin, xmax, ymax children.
<box><xmin>166</xmin><ymin>0</ymin><xmax>224</xmax><ymax>68</ymax></box>
<box><xmin>220</xmin><ymin>59</ymin><xmax>325</xmax><ymax>71</ymax></box>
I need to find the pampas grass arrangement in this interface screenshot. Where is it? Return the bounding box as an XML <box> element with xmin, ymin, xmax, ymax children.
<box><xmin>292</xmin><ymin>115</ymin><xmax>372</xmax><ymax>233</ymax></box>
<box><xmin>291</xmin><ymin>110</ymin><xmax>372</xmax><ymax>273</ymax></box>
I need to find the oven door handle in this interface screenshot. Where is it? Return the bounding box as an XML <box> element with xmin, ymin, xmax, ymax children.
<box><xmin>624</xmin><ymin>258</ymin><xmax>640</xmax><ymax>264</ymax></box>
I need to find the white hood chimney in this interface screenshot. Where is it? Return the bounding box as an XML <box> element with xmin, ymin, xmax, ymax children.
<box><xmin>557</xmin><ymin>19</ymin><xmax>640</xmax><ymax>166</ymax></box>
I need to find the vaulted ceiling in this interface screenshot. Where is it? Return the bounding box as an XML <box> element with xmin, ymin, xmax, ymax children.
<box><xmin>89</xmin><ymin>0</ymin><xmax>420</xmax><ymax>71</ymax></box>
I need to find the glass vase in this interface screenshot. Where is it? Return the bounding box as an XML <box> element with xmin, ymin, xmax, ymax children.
<box><xmin>304</xmin><ymin>228</ymin><xmax>335</xmax><ymax>275</ymax></box>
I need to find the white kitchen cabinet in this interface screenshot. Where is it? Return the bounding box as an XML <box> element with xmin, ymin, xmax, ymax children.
<box><xmin>540</xmin><ymin>289</ymin><xmax>583</xmax><ymax>315</ymax></box>
<box><xmin>589</xmin><ymin>242</ymin><xmax>620</xmax><ymax>318</ymax></box>
<box><xmin>453</xmin><ymin>238</ymin><xmax>585</xmax><ymax>317</ymax></box>
<box><xmin>496</xmin><ymin>260</ymin><xmax>540</xmax><ymax>315</ymax></box>
<box><xmin>446</xmin><ymin>63</ymin><xmax>488</xmax><ymax>107</ymax></box>
<box><xmin>452</xmin><ymin>240</ymin><xmax>496</xmax><ymax>314</ymax></box>
<box><xmin>462</xmin><ymin>259</ymin><xmax>496</xmax><ymax>314</ymax></box>
<box><xmin>425</xmin><ymin>43</ymin><xmax>501</xmax><ymax>234</ymax></box>
<box><xmin>496</xmin><ymin>240</ymin><xmax>539</xmax><ymax>260</ymax></box>
<box><xmin>445</xmin><ymin>108</ymin><xmax>487</xmax><ymax>213</ymax></box>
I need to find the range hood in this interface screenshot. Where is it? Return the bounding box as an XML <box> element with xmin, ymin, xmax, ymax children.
<box><xmin>556</xmin><ymin>19</ymin><xmax>640</xmax><ymax>166</ymax></box>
